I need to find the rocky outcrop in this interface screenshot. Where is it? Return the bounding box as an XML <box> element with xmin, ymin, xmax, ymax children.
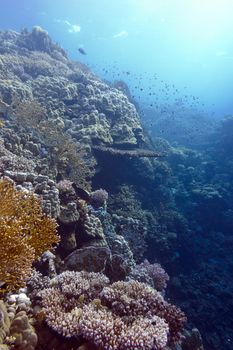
<box><xmin>0</xmin><ymin>27</ymin><xmax>145</xmax><ymax>151</ymax></box>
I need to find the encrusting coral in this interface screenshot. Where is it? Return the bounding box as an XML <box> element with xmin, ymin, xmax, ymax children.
<box><xmin>0</xmin><ymin>301</ymin><xmax>10</xmax><ymax>344</ymax></box>
<box><xmin>0</xmin><ymin>177</ymin><xmax>59</xmax><ymax>293</ymax></box>
<box><xmin>9</xmin><ymin>310</ymin><xmax>38</xmax><ymax>350</ymax></box>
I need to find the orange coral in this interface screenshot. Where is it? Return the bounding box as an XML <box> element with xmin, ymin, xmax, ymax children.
<box><xmin>0</xmin><ymin>178</ymin><xmax>59</xmax><ymax>293</ymax></box>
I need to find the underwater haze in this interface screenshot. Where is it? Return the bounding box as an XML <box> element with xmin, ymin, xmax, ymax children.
<box><xmin>1</xmin><ymin>0</ymin><xmax>233</xmax><ymax>116</ymax></box>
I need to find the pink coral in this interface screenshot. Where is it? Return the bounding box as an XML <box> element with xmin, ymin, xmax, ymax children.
<box><xmin>100</xmin><ymin>280</ymin><xmax>186</xmax><ymax>344</ymax></box>
<box><xmin>81</xmin><ymin>304</ymin><xmax>169</xmax><ymax>350</ymax></box>
<box><xmin>129</xmin><ymin>259</ymin><xmax>169</xmax><ymax>291</ymax></box>
<box><xmin>90</xmin><ymin>188</ymin><xmax>108</xmax><ymax>208</ymax></box>
<box><xmin>39</xmin><ymin>271</ymin><xmax>109</xmax><ymax>337</ymax></box>
<box><xmin>38</xmin><ymin>271</ymin><xmax>186</xmax><ymax>348</ymax></box>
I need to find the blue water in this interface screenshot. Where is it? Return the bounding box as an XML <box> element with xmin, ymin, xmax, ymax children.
<box><xmin>1</xmin><ymin>0</ymin><xmax>233</xmax><ymax>116</ymax></box>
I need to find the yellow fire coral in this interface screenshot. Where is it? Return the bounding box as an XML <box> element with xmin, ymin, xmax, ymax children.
<box><xmin>0</xmin><ymin>178</ymin><xmax>59</xmax><ymax>293</ymax></box>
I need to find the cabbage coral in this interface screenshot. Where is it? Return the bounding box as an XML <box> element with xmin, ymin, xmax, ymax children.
<box><xmin>0</xmin><ymin>177</ymin><xmax>59</xmax><ymax>293</ymax></box>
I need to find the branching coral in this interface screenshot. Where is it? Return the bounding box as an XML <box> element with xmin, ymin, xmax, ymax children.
<box><xmin>36</xmin><ymin>271</ymin><xmax>186</xmax><ymax>349</ymax></box>
<box><xmin>100</xmin><ymin>280</ymin><xmax>186</xmax><ymax>344</ymax></box>
<box><xmin>128</xmin><ymin>259</ymin><xmax>169</xmax><ymax>292</ymax></box>
<box><xmin>10</xmin><ymin>96</ymin><xmax>46</xmax><ymax>128</ymax></box>
<box><xmin>9</xmin><ymin>97</ymin><xmax>95</xmax><ymax>189</ymax></box>
<box><xmin>80</xmin><ymin>304</ymin><xmax>169</xmax><ymax>350</ymax></box>
<box><xmin>47</xmin><ymin>130</ymin><xmax>94</xmax><ymax>189</ymax></box>
<box><xmin>0</xmin><ymin>217</ymin><xmax>35</xmax><ymax>294</ymax></box>
<box><xmin>0</xmin><ymin>178</ymin><xmax>59</xmax><ymax>293</ymax></box>
<box><xmin>39</xmin><ymin>271</ymin><xmax>110</xmax><ymax>338</ymax></box>
<box><xmin>53</xmin><ymin>270</ymin><xmax>109</xmax><ymax>299</ymax></box>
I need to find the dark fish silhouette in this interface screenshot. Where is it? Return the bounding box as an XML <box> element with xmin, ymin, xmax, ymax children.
<box><xmin>78</xmin><ymin>47</ymin><xmax>87</xmax><ymax>55</ymax></box>
<box><xmin>72</xmin><ymin>183</ymin><xmax>90</xmax><ymax>201</ymax></box>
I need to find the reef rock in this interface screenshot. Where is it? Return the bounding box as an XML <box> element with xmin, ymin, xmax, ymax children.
<box><xmin>63</xmin><ymin>246</ymin><xmax>111</xmax><ymax>272</ymax></box>
<box><xmin>0</xmin><ymin>27</ymin><xmax>145</xmax><ymax>151</ymax></box>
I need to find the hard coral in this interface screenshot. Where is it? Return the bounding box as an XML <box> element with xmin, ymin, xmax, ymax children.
<box><xmin>37</xmin><ymin>271</ymin><xmax>186</xmax><ymax>349</ymax></box>
<box><xmin>90</xmin><ymin>189</ymin><xmax>108</xmax><ymax>209</ymax></box>
<box><xmin>39</xmin><ymin>271</ymin><xmax>110</xmax><ymax>338</ymax></box>
<box><xmin>10</xmin><ymin>310</ymin><xmax>38</xmax><ymax>350</ymax></box>
<box><xmin>92</xmin><ymin>145</ymin><xmax>164</xmax><ymax>158</ymax></box>
<box><xmin>0</xmin><ymin>178</ymin><xmax>59</xmax><ymax>293</ymax></box>
<box><xmin>0</xmin><ymin>300</ymin><xmax>10</xmax><ymax>344</ymax></box>
<box><xmin>128</xmin><ymin>259</ymin><xmax>169</xmax><ymax>292</ymax></box>
<box><xmin>0</xmin><ymin>217</ymin><xmax>35</xmax><ymax>294</ymax></box>
<box><xmin>100</xmin><ymin>280</ymin><xmax>186</xmax><ymax>344</ymax></box>
<box><xmin>80</xmin><ymin>304</ymin><xmax>169</xmax><ymax>350</ymax></box>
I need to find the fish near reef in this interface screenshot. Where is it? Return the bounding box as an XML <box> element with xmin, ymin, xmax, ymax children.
<box><xmin>72</xmin><ymin>183</ymin><xmax>90</xmax><ymax>202</ymax></box>
<box><xmin>78</xmin><ymin>47</ymin><xmax>87</xmax><ymax>55</ymax></box>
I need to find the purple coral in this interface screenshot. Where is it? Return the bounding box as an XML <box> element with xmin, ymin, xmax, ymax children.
<box><xmin>100</xmin><ymin>280</ymin><xmax>186</xmax><ymax>344</ymax></box>
<box><xmin>57</xmin><ymin>179</ymin><xmax>74</xmax><ymax>194</ymax></box>
<box><xmin>128</xmin><ymin>259</ymin><xmax>169</xmax><ymax>292</ymax></box>
<box><xmin>90</xmin><ymin>188</ymin><xmax>108</xmax><ymax>208</ymax></box>
<box><xmin>39</xmin><ymin>271</ymin><xmax>110</xmax><ymax>338</ymax></box>
<box><xmin>38</xmin><ymin>272</ymin><xmax>186</xmax><ymax>348</ymax></box>
<box><xmin>81</xmin><ymin>304</ymin><xmax>169</xmax><ymax>350</ymax></box>
<box><xmin>57</xmin><ymin>179</ymin><xmax>76</xmax><ymax>203</ymax></box>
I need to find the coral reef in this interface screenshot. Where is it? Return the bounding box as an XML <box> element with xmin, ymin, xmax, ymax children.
<box><xmin>127</xmin><ymin>259</ymin><xmax>169</xmax><ymax>292</ymax></box>
<box><xmin>9</xmin><ymin>311</ymin><xmax>37</xmax><ymax>350</ymax></box>
<box><xmin>92</xmin><ymin>145</ymin><xmax>165</xmax><ymax>158</ymax></box>
<box><xmin>0</xmin><ymin>27</ymin><xmax>145</xmax><ymax>152</ymax></box>
<box><xmin>0</xmin><ymin>301</ymin><xmax>10</xmax><ymax>344</ymax></box>
<box><xmin>0</xmin><ymin>27</ymin><xmax>207</xmax><ymax>350</ymax></box>
<box><xmin>150</xmin><ymin>125</ymin><xmax>233</xmax><ymax>349</ymax></box>
<box><xmin>30</xmin><ymin>271</ymin><xmax>186</xmax><ymax>349</ymax></box>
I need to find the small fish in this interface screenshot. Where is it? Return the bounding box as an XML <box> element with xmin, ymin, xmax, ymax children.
<box><xmin>72</xmin><ymin>183</ymin><xmax>90</xmax><ymax>201</ymax></box>
<box><xmin>78</xmin><ymin>47</ymin><xmax>87</xmax><ymax>55</ymax></box>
